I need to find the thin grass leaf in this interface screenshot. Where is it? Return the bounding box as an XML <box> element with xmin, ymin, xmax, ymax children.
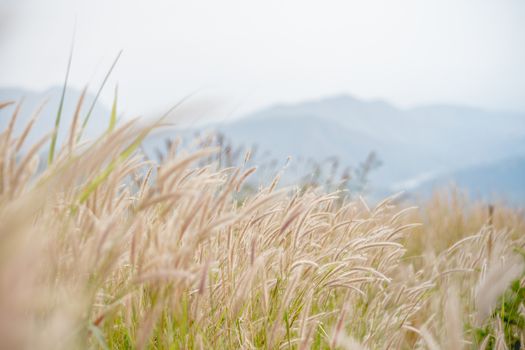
<box><xmin>108</xmin><ymin>84</ymin><xmax>118</xmax><ymax>133</ymax></box>
<box><xmin>48</xmin><ymin>33</ymin><xmax>75</xmax><ymax>165</ymax></box>
<box><xmin>77</xmin><ymin>50</ymin><xmax>122</xmax><ymax>142</ymax></box>
<box><xmin>88</xmin><ymin>324</ymin><xmax>110</xmax><ymax>350</ymax></box>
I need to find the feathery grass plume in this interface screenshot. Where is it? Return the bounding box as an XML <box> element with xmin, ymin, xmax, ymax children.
<box><xmin>0</xmin><ymin>101</ymin><xmax>15</xmax><ymax>109</ymax></box>
<box><xmin>67</xmin><ymin>87</ymin><xmax>87</xmax><ymax>154</ymax></box>
<box><xmin>15</xmin><ymin>99</ymin><xmax>48</xmax><ymax>152</ymax></box>
<box><xmin>445</xmin><ymin>286</ymin><xmax>464</xmax><ymax>350</ymax></box>
<box><xmin>420</xmin><ymin>326</ymin><xmax>441</xmax><ymax>350</ymax></box>
<box><xmin>475</xmin><ymin>255</ymin><xmax>524</xmax><ymax>322</ymax></box>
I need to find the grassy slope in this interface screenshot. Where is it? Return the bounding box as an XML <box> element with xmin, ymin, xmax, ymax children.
<box><xmin>0</xmin><ymin>100</ymin><xmax>524</xmax><ymax>349</ymax></box>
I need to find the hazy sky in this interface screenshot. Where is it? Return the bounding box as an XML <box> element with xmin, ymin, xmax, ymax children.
<box><xmin>1</xmin><ymin>0</ymin><xmax>524</xmax><ymax>120</ymax></box>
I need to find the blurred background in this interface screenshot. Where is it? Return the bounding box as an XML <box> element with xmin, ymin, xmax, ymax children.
<box><xmin>1</xmin><ymin>0</ymin><xmax>524</xmax><ymax>203</ymax></box>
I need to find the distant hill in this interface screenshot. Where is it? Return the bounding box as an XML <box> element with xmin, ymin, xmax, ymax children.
<box><xmin>0</xmin><ymin>87</ymin><xmax>110</xmax><ymax>150</ymax></box>
<box><xmin>2</xmin><ymin>88</ymin><xmax>524</xmax><ymax>204</ymax></box>
<box><xmin>211</xmin><ymin>96</ymin><xmax>525</xmax><ymax>194</ymax></box>
<box><xmin>143</xmin><ymin>94</ymin><xmax>525</xmax><ymax>202</ymax></box>
<box><xmin>413</xmin><ymin>156</ymin><xmax>525</xmax><ymax>205</ymax></box>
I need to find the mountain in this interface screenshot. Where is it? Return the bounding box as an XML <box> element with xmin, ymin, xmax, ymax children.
<box><xmin>211</xmin><ymin>95</ymin><xmax>525</xmax><ymax>193</ymax></box>
<box><xmin>0</xmin><ymin>87</ymin><xmax>110</xmax><ymax>150</ymax></box>
<box><xmin>2</xmin><ymin>88</ymin><xmax>524</xmax><ymax>203</ymax></box>
<box><xmin>143</xmin><ymin>94</ymin><xmax>525</xmax><ymax>202</ymax></box>
<box><xmin>413</xmin><ymin>156</ymin><xmax>525</xmax><ymax>205</ymax></box>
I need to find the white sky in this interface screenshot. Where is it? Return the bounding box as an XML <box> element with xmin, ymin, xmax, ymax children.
<box><xmin>0</xmin><ymin>0</ymin><xmax>524</xmax><ymax>120</ymax></box>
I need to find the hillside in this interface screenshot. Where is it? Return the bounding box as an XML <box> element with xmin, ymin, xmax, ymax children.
<box><xmin>413</xmin><ymin>156</ymin><xmax>525</xmax><ymax>205</ymax></box>
<box><xmin>1</xmin><ymin>98</ymin><xmax>525</xmax><ymax>349</ymax></box>
<box><xmin>217</xmin><ymin>95</ymin><xmax>525</xmax><ymax>197</ymax></box>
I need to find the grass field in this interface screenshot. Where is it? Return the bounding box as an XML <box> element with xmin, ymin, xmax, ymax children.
<box><xmin>0</xmin><ymin>99</ymin><xmax>524</xmax><ymax>349</ymax></box>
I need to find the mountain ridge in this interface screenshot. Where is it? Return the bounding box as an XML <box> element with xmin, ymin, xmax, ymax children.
<box><xmin>2</xmin><ymin>87</ymin><xmax>524</xmax><ymax>203</ymax></box>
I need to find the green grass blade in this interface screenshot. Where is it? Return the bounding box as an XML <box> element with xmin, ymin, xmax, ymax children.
<box><xmin>108</xmin><ymin>84</ymin><xmax>118</xmax><ymax>133</ymax></box>
<box><xmin>88</xmin><ymin>324</ymin><xmax>110</xmax><ymax>350</ymax></box>
<box><xmin>77</xmin><ymin>50</ymin><xmax>122</xmax><ymax>142</ymax></box>
<box><xmin>48</xmin><ymin>34</ymin><xmax>75</xmax><ymax>165</ymax></box>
